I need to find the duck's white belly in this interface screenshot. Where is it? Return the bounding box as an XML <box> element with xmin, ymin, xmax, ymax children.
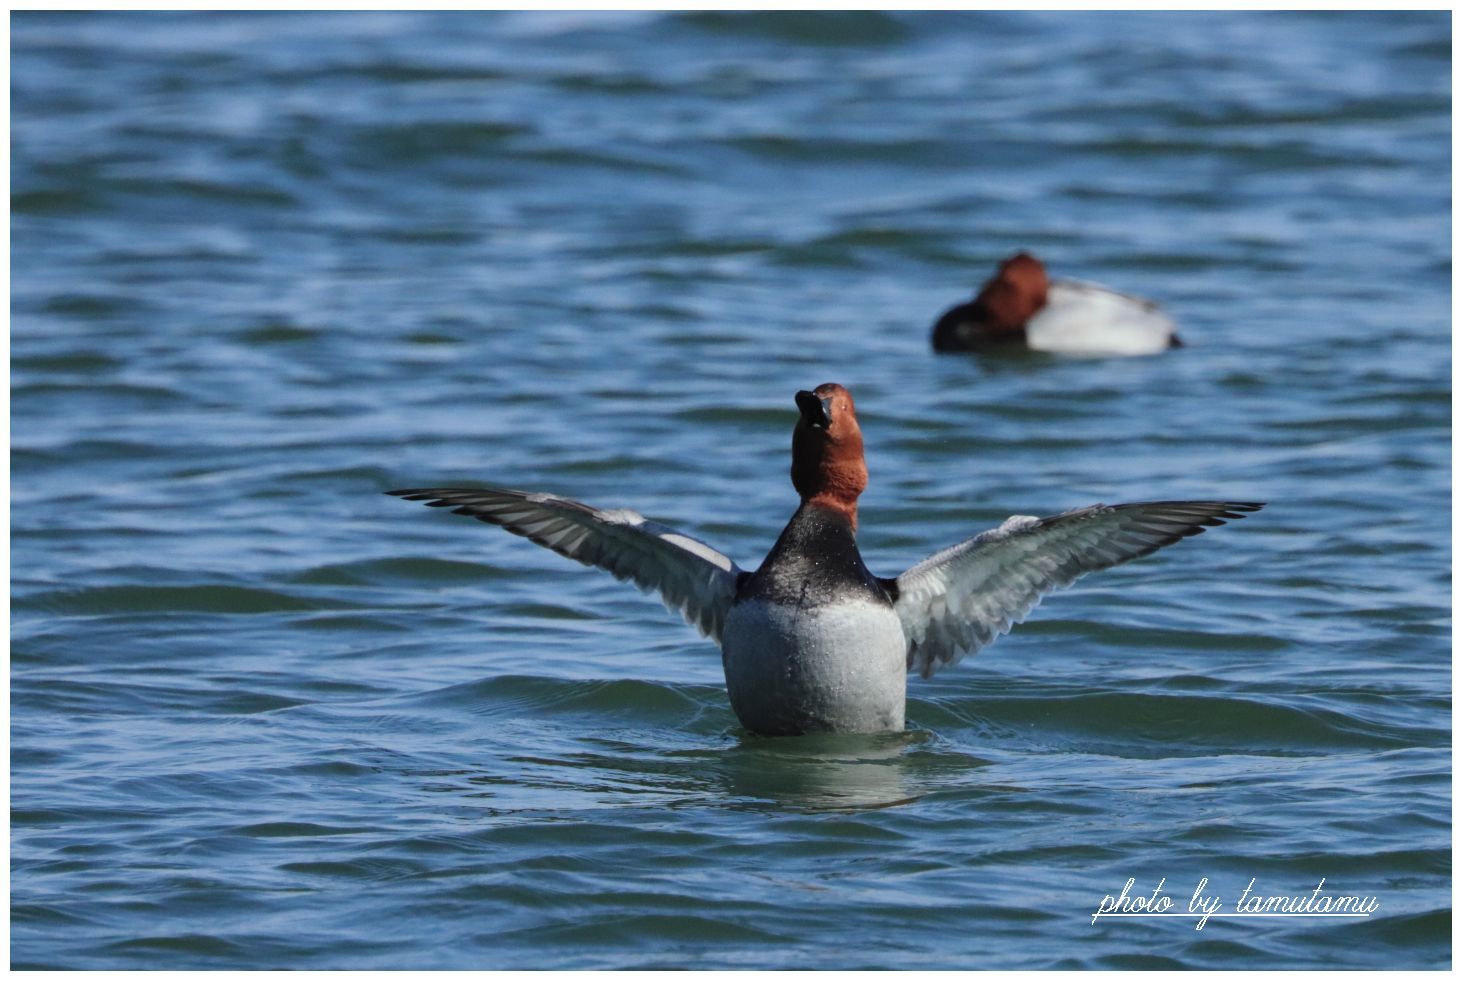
<box><xmin>1027</xmin><ymin>280</ymin><xmax>1177</xmax><ymax>356</ymax></box>
<box><xmin>721</xmin><ymin>597</ymin><xmax>907</xmax><ymax>735</ymax></box>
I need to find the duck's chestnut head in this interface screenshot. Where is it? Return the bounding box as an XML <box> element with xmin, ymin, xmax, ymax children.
<box><xmin>932</xmin><ymin>251</ymin><xmax>1051</xmax><ymax>351</ymax></box>
<box><xmin>791</xmin><ymin>383</ymin><xmax>867</xmax><ymax>527</ymax></box>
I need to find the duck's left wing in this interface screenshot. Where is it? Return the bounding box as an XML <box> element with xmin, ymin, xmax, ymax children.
<box><xmin>388</xmin><ymin>487</ymin><xmax>745</xmax><ymax>644</ymax></box>
<box><xmin>890</xmin><ymin>501</ymin><xmax>1263</xmax><ymax>678</ymax></box>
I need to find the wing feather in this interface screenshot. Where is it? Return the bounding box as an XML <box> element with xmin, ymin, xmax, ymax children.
<box><xmin>893</xmin><ymin>501</ymin><xmax>1263</xmax><ymax>677</ymax></box>
<box><xmin>388</xmin><ymin>487</ymin><xmax>744</xmax><ymax>644</ymax></box>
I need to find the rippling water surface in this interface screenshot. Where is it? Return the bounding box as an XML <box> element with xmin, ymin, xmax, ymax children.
<box><xmin>11</xmin><ymin>10</ymin><xmax>1450</xmax><ymax>970</ymax></box>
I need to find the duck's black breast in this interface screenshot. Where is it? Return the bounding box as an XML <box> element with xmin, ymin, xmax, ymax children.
<box><xmin>931</xmin><ymin>302</ymin><xmax>1029</xmax><ymax>352</ymax></box>
<box><xmin>735</xmin><ymin>504</ymin><xmax>893</xmax><ymax>609</ymax></box>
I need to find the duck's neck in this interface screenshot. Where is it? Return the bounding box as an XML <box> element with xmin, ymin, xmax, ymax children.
<box><xmin>801</xmin><ymin>492</ymin><xmax>859</xmax><ymax>532</ymax></box>
<box><xmin>792</xmin><ymin>438</ymin><xmax>865</xmax><ymax>532</ymax></box>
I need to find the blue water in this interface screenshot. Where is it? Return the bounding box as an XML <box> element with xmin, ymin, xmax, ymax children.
<box><xmin>11</xmin><ymin>10</ymin><xmax>1450</xmax><ymax>970</ymax></box>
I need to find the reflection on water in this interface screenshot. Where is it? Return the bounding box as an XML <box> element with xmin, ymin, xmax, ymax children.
<box><xmin>717</xmin><ymin>729</ymin><xmax>980</xmax><ymax>811</ymax></box>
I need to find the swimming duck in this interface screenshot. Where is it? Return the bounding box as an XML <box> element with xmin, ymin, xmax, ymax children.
<box><xmin>390</xmin><ymin>384</ymin><xmax>1259</xmax><ymax>736</ymax></box>
<box><xmin>931</xmin><ymin>252</ymin><xmax>1181</xmax><ymax>355</ymax></box>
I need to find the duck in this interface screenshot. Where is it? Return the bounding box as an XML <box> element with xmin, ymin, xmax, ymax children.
<box><xmin>389</xmin><ymin>384</ymin><xmax>1260</xmax><ymax>736</ymax></box>
<box><xmin>931</xmin><ymin>251</ymin><xmax>1181</xmax><ymax>356</ymax></box>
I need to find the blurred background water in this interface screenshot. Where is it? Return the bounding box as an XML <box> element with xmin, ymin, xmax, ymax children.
<box><xmin>10</xmin><ymin>10</ymin><xmax>1450</xmax><ymax>970</ymax></box>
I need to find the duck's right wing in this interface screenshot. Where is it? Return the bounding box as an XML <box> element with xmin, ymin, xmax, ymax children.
<box><xmin>388</xmin><ymin>487</ymin><xmax>745</xmax><ymax>644</ymax></box>
<box><xmin>891</xmin><ymin>500</ymin><xmax>1263</xmax><ymax>678</ymax></box>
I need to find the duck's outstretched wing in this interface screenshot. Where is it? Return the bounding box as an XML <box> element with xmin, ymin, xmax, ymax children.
<box><xmin>890</xmin><ymin>501</ymin><xmax>1263</xmax><ymax>678</ymax></box>
<box><xmin>388</xmin><ymin>487</ymin><xmax>745</xmax><ymax>644</ymax></box>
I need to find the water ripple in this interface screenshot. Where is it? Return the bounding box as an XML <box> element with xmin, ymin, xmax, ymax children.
<box><xmin>10</xmin><ymin>9</ymin><xmax>1448</xmax><ymax>972</ymax></box>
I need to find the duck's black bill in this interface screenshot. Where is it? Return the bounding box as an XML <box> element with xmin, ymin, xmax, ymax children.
<box><xmin>795</xmin><ymin>390</ymin><xmax>832</xmax><ymax>429</ymax></box>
